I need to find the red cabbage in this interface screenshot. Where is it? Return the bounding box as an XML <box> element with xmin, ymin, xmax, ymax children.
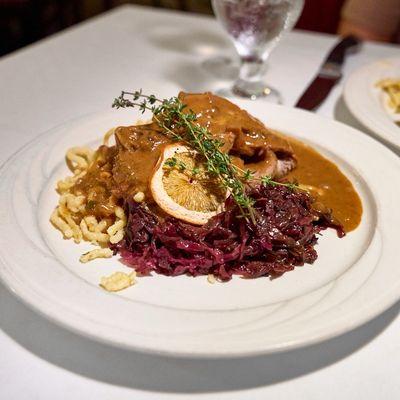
<box><xmin>112</xmin><ymin>184</ymin><xmax>344</xmax><ymax>280</ymax></box>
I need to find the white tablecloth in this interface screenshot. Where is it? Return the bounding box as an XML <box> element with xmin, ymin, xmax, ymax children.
<box><xmin>1</xmin><ymin>5</ymin><xmax>399</xmax><ymax>399</ymax></box>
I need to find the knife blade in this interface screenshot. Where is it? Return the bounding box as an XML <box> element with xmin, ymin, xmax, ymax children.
<box><xmin>296</xmin><ymin>35</ymin><xmax>361</xmax><ymax>111</ymax></box>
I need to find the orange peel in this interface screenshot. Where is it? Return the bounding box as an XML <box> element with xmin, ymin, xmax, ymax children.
<box><xmin>150</xmin><ymin>144</ymin><xmax>226</xmax><ymax>225</ymax></box>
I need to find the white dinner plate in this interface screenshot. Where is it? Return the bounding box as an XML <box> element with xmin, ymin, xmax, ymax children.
<box><xmin>0</xmin><ymin>101</ymin><xmax>400</xmax><ymax>358</ymax></box>
<box><xmin>344</xmin><ymin>57</ymin><xmax>400</xmax><ymax>150</ymax></box>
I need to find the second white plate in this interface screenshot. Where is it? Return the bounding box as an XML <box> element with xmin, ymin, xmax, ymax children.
<box><xmin>344</xmin><ymin>57</ymin><xmax>400</xmax><ymax>150</ymax></box>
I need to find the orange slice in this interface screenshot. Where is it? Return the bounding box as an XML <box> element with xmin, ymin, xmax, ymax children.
<box><xmin>150</xmin><ymin>144</ymin><xmax>226</xmax><ymax>225</ymax></box>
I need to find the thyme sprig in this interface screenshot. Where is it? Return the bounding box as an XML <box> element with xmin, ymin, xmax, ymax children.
<box><xmin>112</xmin><ymin>90</ymin><xmax>298</xmax><ymax>223</ymax></box>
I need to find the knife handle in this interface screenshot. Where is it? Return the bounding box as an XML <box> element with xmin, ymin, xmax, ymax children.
<box><xmin>327</xmin><ymin>35</ymin><xmax>361</xmax><ymax>65</ymax></box>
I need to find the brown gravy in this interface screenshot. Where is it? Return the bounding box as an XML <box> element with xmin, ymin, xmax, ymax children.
<box><xmin>70</xmin><ymin>92</ymin><xmax>362</xmax><ymax>233</ymax></box>
<box><xmin>73</xmin><ymin>132</ymin><xmax>363</xmax><ymax>232</ymax></box>
<box><xmin>285</xmin><ymin>137</ymin><xmax>362</xmax><ymax>232</ymax></box>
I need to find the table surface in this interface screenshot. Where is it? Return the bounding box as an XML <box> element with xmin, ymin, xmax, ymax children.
<box><xmin>1</xmin><ymin>5</ymin><xmax>399</xmax><ymax>399</ymax></box>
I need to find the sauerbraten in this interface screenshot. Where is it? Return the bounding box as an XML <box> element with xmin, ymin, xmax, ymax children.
<box><xmin>51</xmin><ymin>91</ymin><xmax>362</xmax><ymax>289</ymax></box>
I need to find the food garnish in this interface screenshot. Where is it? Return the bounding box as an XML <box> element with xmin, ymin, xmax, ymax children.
<box><xmin>150</xmin><ymin>144</ymin><xmax>227</xmax><ymax>225</ymax></box>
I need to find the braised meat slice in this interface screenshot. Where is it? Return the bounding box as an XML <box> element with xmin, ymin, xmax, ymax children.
<box><xmin>112</xmin><ymin>123</ymin><xmax>171</xmax><ymax>200</ymax></box>
<box><xmin>179</xmin><ymin>92</ymin><xmax>297</xmax><ymax>178</ymax></box>
<box><xmin>107</xmin><ymin>92</ymin><xmax>297</xmax><ymax>209</ymax></box>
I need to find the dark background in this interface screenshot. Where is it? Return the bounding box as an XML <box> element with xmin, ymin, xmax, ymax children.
<box><xmin>0</xmin><ymin>0</ymin><xmax>350</xmax><ymax>57</ymax></box>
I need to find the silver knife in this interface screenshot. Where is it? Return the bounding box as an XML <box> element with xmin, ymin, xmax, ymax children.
<box><xmin>296</xmin><ymin>36</ymin><xmax>361</xmax><ymax>111</ymax></box>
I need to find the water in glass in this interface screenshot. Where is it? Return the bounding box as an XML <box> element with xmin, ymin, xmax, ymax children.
<box><xmin>212</xmin><ymin>0</ymin><xmax>304</xmax><ymax>101</ymax></box>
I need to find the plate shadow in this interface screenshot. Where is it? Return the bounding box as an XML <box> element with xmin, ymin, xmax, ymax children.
<box><xmin>147</xmin><ymin>27</ymin><xmax>230</xmax><ymax>57</ymax></box>
<box><xmin>145</xmin><ymin>20</ymin><xmax>237</xmax><ymax>93</ymax></box>
<box><xmin>1</xmin><ymin>281</ymin><xmax>399</xmax><ymax>394</ymax></box>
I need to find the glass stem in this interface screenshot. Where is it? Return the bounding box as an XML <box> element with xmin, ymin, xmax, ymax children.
<box><xmin>233</xmin><ymin>56</ymin><xmax>269</xmax><ymax>98</ymax></box>
<box><xmin>238</xmin><ymin>58</ymin><xmax>265</xmax><ymax>83</ymax></box>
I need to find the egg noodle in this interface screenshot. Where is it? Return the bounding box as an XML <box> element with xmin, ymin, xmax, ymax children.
<box><xmin>50</xmin><ymin>130</ymin><xmax>126</xmax><ymax>262</ymax></box>
<box><xmin>50</xmin><ymin>121</ymin><xmax>158</xmax><ymax>291</ymax></box>
<box><xmin>376</xmin><ymin>78</ymin><xmax>400</xmax><ymax>113</ymax></box>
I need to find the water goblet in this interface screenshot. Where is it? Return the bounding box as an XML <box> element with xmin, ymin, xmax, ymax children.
<box><xmin>212</xmin><ymin>0</ymin><xmax>304</xmax><ymax>102</ymax></box>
